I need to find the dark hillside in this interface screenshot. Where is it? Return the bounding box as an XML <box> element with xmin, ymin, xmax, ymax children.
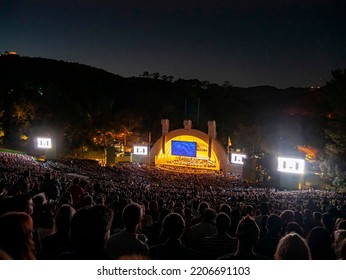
<box><xmin>0</xmin><ymin>55</ymin><xmax>328</xmax><ymax>155</ymax></box>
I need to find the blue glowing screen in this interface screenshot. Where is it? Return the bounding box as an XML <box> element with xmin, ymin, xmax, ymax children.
<box><xmin>171</xmin><ymin>141</ymin><xmax>197</xmax><ymax>157</ymax></box>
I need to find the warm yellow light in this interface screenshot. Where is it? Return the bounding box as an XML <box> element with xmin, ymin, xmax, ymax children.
<box><xmin>155</xmin><ymin>135</ymin><xmax>219</xmax><ymax>171</ymax></box>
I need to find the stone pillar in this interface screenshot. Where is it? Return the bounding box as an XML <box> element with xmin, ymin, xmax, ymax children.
<box><xmin>208</xmin><ymin>121</ymin><xmax>216</xmax><ymax>159</ymax></box>
<box><xmin>183</xmin><ymin>120</ymin><xmax>192</xmax><ymax>129</ymax></box>
<box><xmin>161</xmin><ymin>119</ymin><xmax>169</xmax><ymax>154</ymax></box>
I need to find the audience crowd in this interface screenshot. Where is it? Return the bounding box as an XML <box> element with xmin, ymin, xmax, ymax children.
<box><xmin>0</xmin><ymin>151</ymin><xmax>346</xmax><ymax>260</ymax></box>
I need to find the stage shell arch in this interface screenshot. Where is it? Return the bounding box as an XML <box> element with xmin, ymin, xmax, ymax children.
<box><xmin>149</xmin><ymin>127</ymin><xmax>230</xmax><ymax>172</ymax></box>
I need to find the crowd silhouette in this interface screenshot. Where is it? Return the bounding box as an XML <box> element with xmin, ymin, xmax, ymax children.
<box><xmin>0</xmin><ymin>152</ymin><xmax>346</xmax><ymax>260</ymax></box>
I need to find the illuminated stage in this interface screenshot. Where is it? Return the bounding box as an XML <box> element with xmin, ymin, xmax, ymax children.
<box><xmin>155</xmin><ymin>135</ymin><xmax>219</xmax><ymax>172</ymax></box>
<box><xmin>149</xmin><ymin>120</ymin><xmax>233</xmax><ymax>174</ymax></box>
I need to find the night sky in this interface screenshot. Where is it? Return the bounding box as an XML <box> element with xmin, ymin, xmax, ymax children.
<box><xmin>1</xmin><ymin>0</ymin><xmax>346</xmax><ymax>88</ymax></box>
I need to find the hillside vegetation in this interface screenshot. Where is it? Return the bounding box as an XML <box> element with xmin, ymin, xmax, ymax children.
<box><xmin>0</xmin><ymin>55</ymin><xmax>328</xmax><ymax>158</ymax></box>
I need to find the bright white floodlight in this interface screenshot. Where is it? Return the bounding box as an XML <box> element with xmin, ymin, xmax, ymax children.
<box><xmin>231</xmin><ymin>153</ymin><xmax>247</xmax><ymax>165</ymax></box>
<box><xmin>133</xmin><ymin>145</ymin><xmax>148</xmax><ymax>155</ymax></box>
<box><xmin>37</xmin><ymin>138</ymin><xmax>52</xmax><ymax>149</ymax></box>
<box><xmin>278</xmin><ymin>157</ymin><xmax>305</xmax><ymax>174</ymax></box>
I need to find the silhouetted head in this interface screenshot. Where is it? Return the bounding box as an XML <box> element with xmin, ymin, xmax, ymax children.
<box><xmin>122</xmin><ymin>203</ymin><xmax>143</xmax><ymax>231</ymax></box>
<box><xmin>71</xmin><ymin>205</ymin><xmax>113</xmax><ymax>252</ymax></box>
<box><xmin>236</xmin><ymin>215</ymin><xmax>259</xmax><ymax>246</ymax></box>
<box><xmin>215</xmin><ymin>212</ymin><xmax>231</xmax><ymax>234</ymax></box>
<box><xmin>275</xmin><ymin>233</ymin><xmax>311</xmax><ymax>260</ymax></box>
<box><xmin>162</xmin><ymin>213</ymin><xmax>185</xmax><ymax>240</ymax></box>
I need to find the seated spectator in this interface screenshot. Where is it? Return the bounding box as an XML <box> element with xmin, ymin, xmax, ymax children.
<box><xmin>218</xmin><ymin>215</ymin><xmax>268</xmax><ymax>260</ymax></box>
<box><xmin>305</xmin><ymin>198</ymin><xmax>319</xmax><ymax>212</ymax></box>
<box><xmin>56</xmin><ymin>192</ymin><xmax>73</xmax><ymax>209</ymax></box>
<box><xmin>148</xmin><ymin>208</ymin><xmax>171</xmax><ymax>246</ymax></box>
<box><xmin>40</xmin><ymin>204</ymin><xmax>76</xmax><ymax>259</ymax></box>
<box><xmin>191</xmin><ymin>199</ymin><xmax>200</xmax><ymax>218</ymax></box>
<box><xmin>312</xmin><ymin>211</ymin><xmax>322</xmax><ymax>228</ymax></box>
<box><xmin>40</xmin><ymin>172</ymin><xmax>61</xmax><ymax>202</ymax></box>
<box><xmin>66</xmin><ymin>178</ymin><xmax>84</xmax><ymax>209</ymax></box>
<box><xmin>32</xmin><ymin>193</ymin><xmax>54</xmax><ymax>239</ymax></box>
<box><xmin>105</xmin><ymin>203</ymin><xmax>149</xmax><ymax>259</ymax></box>
<box><xmin>307</xmin><ymin>226</ymin><xmax>335</xmax><ymax>260</ymax></box>
<box><xmin>83</xmin><ymin>195</ymin><xmax>94</xmax><ymax>207</ymax></box>
<box><xmin>111</xmin><ymin>198</ymin><xmax>129</xmax><ymax>232</ymax></box>
<box><xmin>303</xmin><ymin>209</ymin><xmax>313</xmax><ymax>236</ymax></box>
<box><xmin>139</xmin><ymin>213</ymin><xmax>156</xmax><ymax>245</ymax></box>
<box><xmin>12</xmin><ymin>193</ymin><xmax>41</xmax><ymax>253</ymax></box>
<box><xmin>219</xmin><ymin>203</ymin><xmax>232</xmax><ymax>217</ymax></box>
<box><xmin>12</xmin><ymin>193</ymin><xmax>34</xmax><ymax>216</ymax></box>
<box><xmin>149</xmin><ymin>213</ymin><xmax>203</xmax><ymax>260</ymax></box>
<box><xmin>0</xmin><ymin>212</ymin><xmax>36</xmax><ymax>259</ymax></box>
<box><xmin>188</xmin><ymin>208</ymin><xmax>217</xmax><ymax>249</ymax></box>
<box><xmin>95</xmin><ymin>194</ymin><xmax>106</xmax><ymax>205</ymax></box>
<box><xmin>280</xmin><ymin>210</ymin><xmax>294</xmax><ymax>236</ymax></box>
<box><xmin>339</xmin><ymin>238</ymin><xmax>346</xmax><ymax>260</ymax></box>
<box><xmin>173</xmin><ymin>206</ymin><xmax>185</xmax><ymax>219</ymax></box>
<box><xmin>333</xmin><ymin>229</ymin><xmax>346</xmax><ymax>259</ymax></box>
<box><xmin>321</xmin><ymin>213</ymin><xmax>334</xmax><ymax>235</ymax></box>
<box><xmin>183</xmin><ymin>206</ymin><xmax>192</xmax><ymax>230</ymax></box>
<box><xmin>242</xmin><ymin>204</ymin><xmax>254</xmax><ymax>216</ymax></box>
<box><xmin>229</xmin><ymin>208</ymin><xmax>241</xmax><ymax>237</ymax></box>
<box><xmin>274</xmin><ymin>233</ymin><xmax>311</xmax><ymax>260</ymax></box>
<box><xmin>62</xmin><ymin>191</ymin><xmax>73</xmax><ymax>205</ymax></box>
<box><xmin>59</xmin><ymin>205</ymin><xmax>113</xmax><ymax>259</ymax></box>
<box><xmin>200</xmin><ymin>212</ymin><xmax>237</xmax><ymax>258</ymax></box>
<box><xmin>147</xmin><ymin>200</ymin><xmax>160</xmax><ymax>223</ymax></box>
<box><xmin>335</xmin><ymin>218</ymin><xmax>346</xmax><ymax>230</ymax></box>
<box><xmin>293</xmin><ymin>210</ymin><xmax>304</xmax><ymax>229</ymax></box>
<box><xmin>254</xmin><ymin>202</ymin><xmax>270</xmax><ymax>237</ymax></box>
<box><xmin>190</xmin><ymin>201</ymin><xmax>210</xmax><ymax>226</ymax></box>
<box><xmin>286</xmin><ymin>222</ymin><xmax>304</xmax><ymax>237</ymax></box>
<box><xmin>254</xmin><ymin>213</ymin><xmax>282</xmax><ymax>259</ymax></box>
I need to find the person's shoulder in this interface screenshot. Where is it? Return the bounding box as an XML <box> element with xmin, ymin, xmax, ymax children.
<box><xmin>252</xmin><ymin>253</ymin><xmax>271</xmax><ymax>260</ymax></box>
<box><xmin>218</xmin><ymin>253</ymin><xmax>270</xmax><ymax>260</ymax></box>
<box><xmin>217</xmin><ymin>253</ymin><xmax>236</xmax><ymax>260</ymax></box>
<box><xmin>149</xmin><ymin>243</ymin><xmax>165</xmax><ymax>252</ymax></box>
<box><xmin>108</xmin><ymin>231</ymin><xmax>148</xmax><ymax>247</ymax></box>
<box><xmin>106</xmin><ymin>231</ymin><xmax>124</xmax><ymax>244</ymax></box>
<box><xmin>202</xmin><ymin>235</ymin><xmax>215</xmax><ymax>240</ymax></box>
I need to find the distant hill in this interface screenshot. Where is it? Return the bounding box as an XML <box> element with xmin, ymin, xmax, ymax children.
<box><xmin>0</xmin><ymin>55</ymin><xmax>328</xmax><ymax>154</ymax></box>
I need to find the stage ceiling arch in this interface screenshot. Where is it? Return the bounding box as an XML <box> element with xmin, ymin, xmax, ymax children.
<box><xmin>149</xmin><ymin>128</ymin><xmax>230</xmax><ymax>172</ymax></box>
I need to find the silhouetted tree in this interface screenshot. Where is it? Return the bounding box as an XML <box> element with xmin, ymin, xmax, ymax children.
<box><xmin>151</xmin><ymin>72</ymin><xmax>160</xmax><ymax>79</ymax></box>
<box><xmin>323</xmin><ymin>69</ymin><xmax>346</xmax><ymax>188</ymax></box>
<box><xmin>141</xmin><ymin>71</ymin><xmax>150</xmax><ymax>78</ymax></box>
